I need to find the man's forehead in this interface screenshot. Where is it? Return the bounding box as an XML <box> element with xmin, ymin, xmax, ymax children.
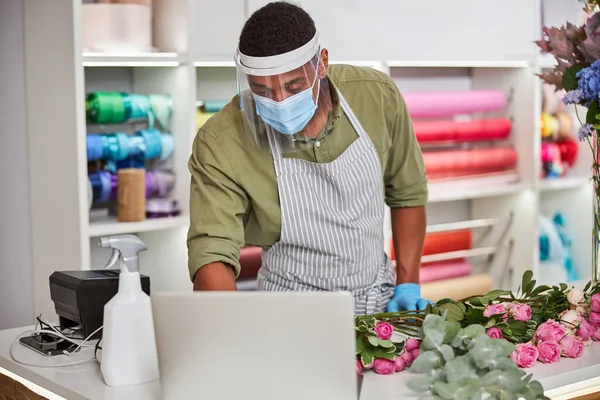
<box><xmin>248</xmin><ymin>64</ymin><xmax>311</xmax><ymax>84</ymax></box>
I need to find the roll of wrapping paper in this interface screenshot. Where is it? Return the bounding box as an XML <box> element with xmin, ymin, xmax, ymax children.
<box><xmin>423</xmin><ymin>229</ymin><xmax>472</xmax><ymax>256</ymax></box>
<box><xmin>160</xmin><ymin>133</ymin><xmax>174</xmax><ymax>160</ymax></box>
<box><xmin>149</xmin><ymin>94</ymin><xmax>173</xmax><ymax>128</ymax></box>
<box><xmin>197</xmin><ymin>111</ymin><xmax>215</xmax><ymax>129</ymax></box>
<box><xmin>422</xmin><ymin>147</ymin><xmax>517</xmax><ymax>180</ymax></box>
<box><xmin>89</xmin><ymin>170</ymin><xmax>113</xmax><ymax>204</ymax></box>
<box><xmin>117</xmin><ymin>168</ymin><xmax>146</xmax><ymax>222</ymax></box>
<box><xmin>146</xmin><ymin>198</ymin><xmax>181</xmax><ymax>219</ymax></box>
<box><xmin>202</xmin><ymin>100</ymin><xmax>228</xmax><ymax>113</ymax></box>
<box><xmin>86</xmin><ymin>92</ymin><xmax>126</xmax><ymax>124</ymax></box>
<box><xmin>420</xmin><ymin>260</ymin><xmax>472</xmax><ymax>283</ymax></box>
<box><xmin>413</xmin><ymin>119</ymin><xmax>511</xmax><ymax>143</ymax></box>
<box><xmin>237</xmin><ymin>246</ymin><xmax>263</xmax><ymax>280</ymax></box>
<box><xmin>403</xmin><ymin>90</ymin><xmax>507</xmax><ymax>118</ymax></box>
<box><xmin>421</xmin><ymin>274</ymin><xmax>493</xmax><ymax>302</ymax></box>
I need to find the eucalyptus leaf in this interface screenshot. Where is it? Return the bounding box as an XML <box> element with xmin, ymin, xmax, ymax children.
<box><xmin>406</xmin><ymin>376</ymin><xmax>435</xmax><ymax>393</ymax></box>
<box><xmin>488</xmin><ymin>357</ymin><xmax>520</xmax><ymax>371</ymax></box>
<box><xmin>432</xmin><ymin>382</ymin><xmax>460</xmax><ymax>400</ymax></box>
<box><xmin>484</xmin><ymin>318</ymin><xmax>497</xmax><ymax>329</ymax></box>
<box><xmin>469</xmin><ymin>297</ymin><xmax>484</xmax><ymax>307</ymax></box>
<box><xmin>445</xmin><ymin>356</ymin><xmax>477</xmax><ymax>383</ymax></box>
<box><xmin>454</xmin><ymin>378</ymin><xmax>481</xmax><ymax>398</ymax></box>
<box><xmin>439</xmin><ymin>303</ymin><xmax>464</xmax><ymax>322</ymax></box>
<box><xmin>422</xmin><ymin>329</ymin><xmax>445</xmax><ymax>351</ymax></box>
<box><xmin>428</xmin><ymin>368</ymin><xmax>447</xmax><ymax>381</ymax></box>
<box><xmin>438</xmin><ymin>344</ymin><xmax>455</xmax><ymax>362</ymax></box>
<box><xmin>418</xmin><ymin>395</ymin><xmax>443</xmax><ymax>400</ymax></box>
<box><xmin>466</xmin><ymin>309</ymin><xmax>485</xmax><ymax>325</ymax></box>
<box><xmin>409</xmin><ymin>350</ymin><xmax>443</xmax><ymax>373</ymax></box>
<box><xmin>443</xmin><ymin>320</ymin><xmax>461</xmax><ymax>343</ymax></box>
<box><xmin>436</xmin><ymin>298</ymin><xmax>457</xmax><ymax>305</ymax></box>
<box><xmin>530</xmin><ymin>285</ymin><xmax>551</xmax><ymax>297</ymax></box>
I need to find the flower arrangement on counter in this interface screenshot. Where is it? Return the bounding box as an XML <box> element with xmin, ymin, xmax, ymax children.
<box><xmin>356</xmin><ymin>271</ymin><xmax>600</xmax><ymax>399</ymax></box>
<box><xmin>536</xmin><ymin>0</ymin><xmax>600</xmax><ymax>283</ymax></box>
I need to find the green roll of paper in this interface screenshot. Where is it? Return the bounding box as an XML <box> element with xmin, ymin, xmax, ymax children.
<box><xmin>149</xmin><ymin>94</ymin><xmax>173</xmax><ymax>129</ymax></box>
<box><xmin>203</xmin><ymin>100</ymin><xmax>228</xmax><ymax>113</ymax></box>
<box><xmin>86</xmin><ymin>92</ymin><xmax>127</xmax><ymax>124</ymax></box>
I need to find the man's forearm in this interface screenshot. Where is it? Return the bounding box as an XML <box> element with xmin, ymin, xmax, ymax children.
<box><xmin>391</xmin><ymin>206</ymin><xmax>426</xmax><ymax>285</ymax></box>
<box><xmin>193</xmin><ymin>262</ymin><xmax>238</xmax><ymax>291</ymax></box>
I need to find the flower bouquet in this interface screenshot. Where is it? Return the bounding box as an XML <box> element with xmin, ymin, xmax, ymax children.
<box><xmin>536</xmin><ymin>0</ymin><xmax>600</xmax><ymax>283</ymax></box>
<box><xmin>356</xmin><ymin>271</ymin><xmax>600</xmax><ymax>399</ymax></box>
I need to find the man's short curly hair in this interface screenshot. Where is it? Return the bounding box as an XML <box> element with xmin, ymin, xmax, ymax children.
<box><xmin>238</xmin><ymin>2</ymin><xmax>317</xmax><ymax>57</ymax></box>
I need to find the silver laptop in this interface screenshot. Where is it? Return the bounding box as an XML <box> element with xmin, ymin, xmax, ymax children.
<box><xmin>152</xmin><ymin>291</ymin><xmax>359</xmax><ymax>400</ymax></box>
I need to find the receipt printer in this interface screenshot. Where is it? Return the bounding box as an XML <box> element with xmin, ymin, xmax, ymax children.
<box><xmin>49</xmin><ymin>270</ymin><xmax>151</xmax><ymax>339</ymax></box>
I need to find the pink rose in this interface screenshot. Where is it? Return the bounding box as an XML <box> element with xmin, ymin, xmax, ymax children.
<box><xmin>486</xmin><ymin>327</ymin><xmax>504</xmax><ymax>339</ymax></box>
<box><xmin>373</xmin><ymin>358</ymin><xmax>395</xmax><ymax>375</ymax></box>
<box><xmin>560</xmin><ymin>336</ymin><xmax>585</xmax><ymax>358</ymax></box>
<box><xmin>483</xmin><ymin>303</ymin><xmax>508</xmax><ymax>318</ymax></box>
<box><xmin>410</xmin><ymin>348</ymin><xmax>420</xmax><ymax>359</ymax></box>
<box><xmin>578</xmin><ymin>317</ymin><xmax>596</xmax><ymax>341</ymax></box>
<box><xmin>590</xmin><ymin>312</ymin><xmax>600</xmax><ymax>328</ymax></box>
<box><xmin>356</xmin><ymin>360</ymin><xmax>363</xmax><ymax>375</ymax></box>
<box><xmin>374</xmin><ymin>322</ymin><xmax>394</xmax><ymax>340</ymax></box>
<box><xmin>394</xmin><ymin>357</ymin><xmax>406</xmax><ymax>372</ymax></box>
<box><xmin>508</xmin><ymin>303</ymin><xmax>532</xmax><ymax>322</ymax></box>
<box><xmin>405</xmin><ymin>338</ymin><xmax>420</xmax><ymax>353</ymax></box>
<box><xmin>576</xmin><ymin>304</ymin><xmax>590</xmax><ymax>318</ymax></box>
<box><xmin>567</xmin><ymin>288</ymin><xmax>585</xmax><ymax>306</ymax></box>
<box><xmin>535</xmin><ymin>320</ymin><xmax>567</xmax><ymax>343</ymax></box>
<box><xmin>591</xmin><ymin>294</ymin><xmax>600</xmax><ymax>313</ymax></box>
<box><xmin>537</xmin><ymin>340</ymin><xmax>562</xmax><ymax>364</ymax></box>
<box><xmin>594</xmin><ymin>327</ymin><xmax>600</xmax><ymax>342</ymax></box>
<box><xmin>510</xmin><ymin>343</ymin><xmax>538</xmax><ymax>368</ymax></box>
<box><xmin>400</xmin><ymin>351</ymin><xmax>414</xmax><ymax>368</ymax></box>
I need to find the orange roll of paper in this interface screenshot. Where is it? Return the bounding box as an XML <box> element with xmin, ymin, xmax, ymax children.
<box><xmin>117</xmin><ymin>168</ymin><xmax>146</xmax><ymax>222</ymax></box>
<box><xmin>421</xmin><ymin>274</ymin><xmax>493</xmax><ymax>302</ymax></box>
<box><xmin>422</xmin><ymin>147</ymin><xmax>517</xmax><ymax>180</ymax></box>
<box><xmin>413</xmin><ymin>119</ymin><xmax>512</xmax><ymax>143</ymax></box>
<box><xmin>389</xmin><ymin>229</ymin><xmax>471</xmax><ymax>262</ymax></box>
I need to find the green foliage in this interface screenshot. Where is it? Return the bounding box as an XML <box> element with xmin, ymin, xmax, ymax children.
<box><xmin>407</xmin><ymin>314</ymin><xmax>549</xmax><ymax>400</ymax></box>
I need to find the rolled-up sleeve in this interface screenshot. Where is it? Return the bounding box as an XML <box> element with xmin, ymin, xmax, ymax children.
<box><xmin>383</xmin><ymin>80</ymin><xmax>428</xmax><ymax>208</ymax></box>
<box><xmin>187</xmin><ymin>129</ymin><xmax>248</xmax><ymax>281</ymax></box>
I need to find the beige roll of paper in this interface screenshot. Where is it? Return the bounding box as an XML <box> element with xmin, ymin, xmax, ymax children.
<box><xmin>421</xmin><ymin>274</ymin><xmax>494</xmax><ymax>302</ymax></box>
<box><xmin>117</xmin><ymin>168</ymin><xmax>146</xmax><ymax>222</ymax></box>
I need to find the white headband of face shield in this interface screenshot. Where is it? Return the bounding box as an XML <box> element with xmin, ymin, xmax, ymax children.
<box><xmin>234</xmin><ymin>32</ymin><xmax>321</xmax><ymax>76</ymax></box>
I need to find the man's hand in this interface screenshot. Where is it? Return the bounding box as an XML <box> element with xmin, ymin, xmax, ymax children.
<box><xmin>193</xmin><ymin>262</ymin><xmax>238</xmax><ymax>291</ymax></box>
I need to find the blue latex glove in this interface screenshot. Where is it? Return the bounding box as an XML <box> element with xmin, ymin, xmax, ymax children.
<box><xmin>386</xmin><ymin>283</ymin><xmax>433</xmax><ymax>312</ymax></box>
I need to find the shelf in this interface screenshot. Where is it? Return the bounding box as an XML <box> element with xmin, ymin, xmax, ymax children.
<box><xmin>386</xmin><ymin>60</ymin><xmax>530</xmax><ymax>68</ymax></box>
<box><xmin>540</xmin><ymin>177</ymin><xmax>591</xmax><ymax>191</ymax></box>
<box><xmin>82</xmin><ymin>52</ymin><xmax>184</xmax><ymax>67</ymax></box>
<box><xmin>539</xmin><ymin>54</ymin><xmax>557</xmax><ymax>69</ymax></box>
<box><xmin>428</xmin><ymin>174</ymin><xmax>527</xmax><ymax>203</ymax></box>
<box><xmin>87</xmin><ymin>215</ymin><xmax>188</xmax><ymax>237</ymax></box>
<box><xmin>193</xmin><ymin>61</ymin><xmax>235</xmax><ymax>67</ymax></box>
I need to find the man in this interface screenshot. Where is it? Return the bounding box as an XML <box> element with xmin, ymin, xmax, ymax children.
<box><xmin>187</xmin><ymin>1</ymin><xmax>431</xmax><ymax>314</ymax></box>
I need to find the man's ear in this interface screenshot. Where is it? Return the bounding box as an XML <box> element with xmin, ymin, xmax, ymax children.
<box><xmin>318</xmin><ymin>48</ymin><xmax>329</xmax><ymax>79</ymax></box>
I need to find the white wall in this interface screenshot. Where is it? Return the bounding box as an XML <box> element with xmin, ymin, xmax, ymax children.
<box><xmin>0</xmin><ymin>0</ymin><xmax>35</xmax><ymax>329</ymax></box>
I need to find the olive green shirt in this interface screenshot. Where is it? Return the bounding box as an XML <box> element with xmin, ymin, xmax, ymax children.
<box><xmin>187</xmin><ymin>64</ymin><xmax>428</xmax><ymax>280</ymax></box>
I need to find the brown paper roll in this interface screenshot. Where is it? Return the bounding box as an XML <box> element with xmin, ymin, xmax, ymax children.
<box><xmin>107</xmin><ymin>0</ymin><xmax>152</xmax><ymax>6</ymax></box>
<box><xmin>421</xmin><ymin>274</ymin><xmax>493</xmax><ymax>302</ymax></box>
<box><xmin>117</xmin><ymin>168</ymin><xmax>146</xmax><ymax>222</ymax></box>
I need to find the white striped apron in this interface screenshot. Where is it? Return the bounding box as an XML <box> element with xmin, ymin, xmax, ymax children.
<box><xmin>257</xmin><ymin>90</ymin><xmax>395</xmax><ymax>316</ymax></box>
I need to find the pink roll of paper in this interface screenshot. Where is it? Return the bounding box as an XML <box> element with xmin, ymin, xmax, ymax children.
<box><xmin>420</xmin><ymin>260</ymin><xmax>473</xmax><ymax>283</ymax></box>
<box><xmin>403</xmin><ymin>91</ymin><xmax>507</xmax><ymax>118</ymax></box>
<box><xmin>422</xmin><ymin>147</ymin><xmax>517</xmax><ymax>180</ymax></box>
<box><xmin>413</xmin><ymin>119</ymin><xmax>512</xmax><ymax>143</ymax></box>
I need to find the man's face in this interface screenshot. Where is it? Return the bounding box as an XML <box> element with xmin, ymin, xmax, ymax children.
<box><xmin>247</xmin><ymin>50</ymin><xmax>328</xmax><ymax>103</ymax></box>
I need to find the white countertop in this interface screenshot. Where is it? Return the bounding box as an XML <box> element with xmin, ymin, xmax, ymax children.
<box><xmin>1</xmin><ymin>325</ymin><xmax>599</xmax><ymax>400</ymax></box>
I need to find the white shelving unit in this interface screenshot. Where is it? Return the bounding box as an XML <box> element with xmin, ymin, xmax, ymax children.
<box><xmin>23</xmin><ymin>0</ymin><xmax>594</xmax><ymax>318</ymax></box>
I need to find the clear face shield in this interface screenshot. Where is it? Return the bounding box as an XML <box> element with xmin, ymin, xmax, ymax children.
<box><xmin>235</xmin><ymin>33</ymin><xmax>329</xmax><ymax>154</ymax></box>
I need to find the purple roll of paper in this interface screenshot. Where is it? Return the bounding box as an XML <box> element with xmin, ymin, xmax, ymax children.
<box><xmin>402</xmin><ymin>90</ymin><xmax>507</xmax><ymax>118</ymax></box>
<box><xmin>105</xmin><ymin>170</ymin><xmax>175</xmax><ymax>202</ymax></box>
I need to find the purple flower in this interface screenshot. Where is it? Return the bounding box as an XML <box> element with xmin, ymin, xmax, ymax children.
<box><xmin>578</xmin><ymin>124</ymin><xmax>594</xmax><ymax>142</ymax></box>
<box><xmin>563</xmin><ymin>89</ymin><xmax>584</xmax><ymax>105</ymax></box>
<box><xmin>575</xmin><ymin>60</ymin><xmax>600</xmax><ymax>104</ymax></box>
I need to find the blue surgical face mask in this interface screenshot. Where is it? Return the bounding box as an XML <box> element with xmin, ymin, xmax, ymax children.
<box><xmin>252</xmin><ymin>73</ymin><xmax>320</xmax><ymax>135</ymax></box>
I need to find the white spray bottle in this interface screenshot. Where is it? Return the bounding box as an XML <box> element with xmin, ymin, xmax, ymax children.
<box><xmin>98</xmin><ymin>234</ymin><xmax>160</xmax><ymax>387</ymax></box>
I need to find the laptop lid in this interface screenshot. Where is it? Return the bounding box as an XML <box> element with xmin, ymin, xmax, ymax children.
<box><xmin>152</xmin><ymin>291</ymin><xmax>358</xmax><ymax>400</ymax></box>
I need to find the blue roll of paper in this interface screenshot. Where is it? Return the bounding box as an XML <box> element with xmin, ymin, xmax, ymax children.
<box><xmin>160</xmin><ymin>133</ymin><xmax>174</xmax><ymax>160</ymax></box>
<box><xmin>89</xmin><ymin>170</ymin><xmax>112</xmax><ymax>203</ymax></box>
<box><xmin>87</xmin><ymin>134</ymin><xmax>105</xmax><ymax>162</ymax></box>
<box><xmin>138</xmin><ymin>128</ymin><xmax>162</xmax><ymax>159</ymax></box>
